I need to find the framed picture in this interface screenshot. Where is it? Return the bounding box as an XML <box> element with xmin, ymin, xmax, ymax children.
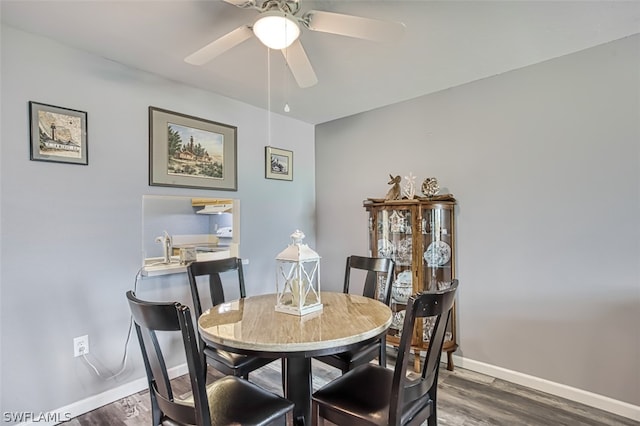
<box><xmin>265</xmin><ymin>146</ymin><xmax>293</xmax><ymax>181</ymax></box>
<box><xmin>29</xmin><ymin>101</ymin><xmax>88</xmax><ymax>165</ymax></box>
<box><xmin>149</xmin><ymin>107</ymin><xmax>237</xmax><ymax>191</ymax></box>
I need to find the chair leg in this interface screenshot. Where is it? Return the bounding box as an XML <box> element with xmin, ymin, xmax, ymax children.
<box><xmin>311</xmin><ymin>400</ymin><xmax>323</xmax><ymax>426</ymax></box>
<box><xmin>149</xmin><ymin>392</ymin><xmax>162</xmax><ymax>426</ymax></box>
<box><xmin>427</xmin><ymin>411</ymin><xmax>437</xmax><ymax>426</ymax></box>
<box><xmin>151</xmin><ymin>404</ymin><xmax>162</xmax><ymax>426</ymax></box>
<box><xmin>428</xmin><ymin>386</ymin><xmax>438</xmax><ymax>426</ymax></box>
<box><xmin>281</xmin><ymin>358</ymin><xmax>286</xmax><ymax>392</ymax></box>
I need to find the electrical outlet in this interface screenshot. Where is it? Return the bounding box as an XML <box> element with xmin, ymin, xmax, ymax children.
<box><xmin>74</xmin><ymin>335</ymin><xmax>89</xmax><ymax>357</ymax></box>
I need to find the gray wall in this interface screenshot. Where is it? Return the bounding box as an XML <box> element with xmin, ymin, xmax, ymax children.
<box><xmin>0</xmin><ymin>26</ymin><xmax>315</xmax><ymax>417</ymax></box>
<box><xmin>315</xmin><ymin>35</ymin><xmax>639</xmax><ymax>405</ymax></box>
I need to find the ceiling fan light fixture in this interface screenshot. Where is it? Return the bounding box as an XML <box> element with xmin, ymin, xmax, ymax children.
<box><xmin>253</xmin><ymin>11</ymin><xmax>300</xmax><ymax>50</ymax></box>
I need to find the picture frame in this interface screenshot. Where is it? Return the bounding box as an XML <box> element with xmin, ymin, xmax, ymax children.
<box><xmin>149</xmin><ymin>107</ymin><xmax>237</xmax><ymax>191</ymax></box>
<box><xmin>29</xmin><ymin>101</ymin><xmax>88</xmax><ymax>165</ymax></box>
<box><xmin>265</xmin><ymin>146</ymin><xmax>293</xmax><ymax>181</ymax></box>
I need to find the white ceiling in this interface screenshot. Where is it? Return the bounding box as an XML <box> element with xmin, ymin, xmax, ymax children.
<box><xmin>2</xmin><ymin>1</ymin><xmax>639</xmax><ymax>124</ymax></box>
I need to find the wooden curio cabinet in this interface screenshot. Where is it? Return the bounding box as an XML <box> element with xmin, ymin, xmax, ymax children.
<box><xmin>364</xmin><ymin>197</ymin><xmax>458</xmax><ymax>371</ymax></box>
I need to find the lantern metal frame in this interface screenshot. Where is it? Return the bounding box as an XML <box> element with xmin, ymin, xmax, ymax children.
<box><xmin>275</xmin><ymin>230</ymin><xmax>323</xmax><ymax>316</ymax></box>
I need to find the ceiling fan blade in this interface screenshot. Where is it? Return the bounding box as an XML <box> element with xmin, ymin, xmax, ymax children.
<box><xmin>185</xmin><ymin>25</ymin><xmax>253</xmax><ymax>65</ymax></box>
<box><xmin>282</xmin><ymin>40</ymin><xmax>318</xmax><ymax>88</ymax></box>
<box><xmin>304</xmin><ymin>10</ymin><xmax>405</xmax><ymax>43</ymax></box>
<box><xmin>223</xmin><ymin>0</ymin><xmax>256</xmax><ymax>7</ymax></box>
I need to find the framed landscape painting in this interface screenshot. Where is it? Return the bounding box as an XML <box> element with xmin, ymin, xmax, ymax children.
<box><xmin>149</xmin><ymin>107</ymin><xmax>237</xmax><ymax>191</ymax></box>
<box><xmin>29</xmin><ymin>101</ymin><xmax>88</xmax><ymax>165</ymax></box>
<box><xmin>265</xmin><ymin>146</ymin><xmax>293</xmax><ymax>181</ymax></box>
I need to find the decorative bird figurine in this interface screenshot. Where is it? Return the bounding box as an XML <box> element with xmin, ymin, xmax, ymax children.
<box><xmin>385</xmin><ymin>174</ymin><xmax>402</xmax><ymax>200</ymax></box>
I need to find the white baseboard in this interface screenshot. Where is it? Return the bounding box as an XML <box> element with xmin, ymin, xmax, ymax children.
<box><xmin>16</xmin><ymin>364</ymin><xmax>188</xmax><ymax>426</ymax></box>
<box><xmin>452</xmin><ymin>355</ymin><xmax>640</xmax><ymax>422</ymax></box>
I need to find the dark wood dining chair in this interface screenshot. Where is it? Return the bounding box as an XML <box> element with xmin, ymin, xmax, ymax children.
<box><xmin>314</xmin><ymin>255</ymin><xmax>395</xmax><ymax>373</ymax></box>
<box><xmin>126</xmin><ymin>290</ymin><xmax>294</xmax><ymax>426</ymax></box>
<box><xmin>311</xmin><ymin>280</ymin><xmax>459</xmax><ymax>426</ymax></box>
<box><xmin>187</xmin><ymin>257</ymin><xmax>278</xmax><ymax>380</ymax></box>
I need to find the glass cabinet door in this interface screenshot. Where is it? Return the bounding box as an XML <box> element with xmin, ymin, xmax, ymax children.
<box><xmin>421</xmin><ymin>203</ymin><xmax>455</xmax><ymax>344</ymax></box>
<box><xmin>421</xmin><ymin>205</ymin><xmax>453</xmax><ymax>291</ymax></box>
<box><xmin>369</xmin><ymin>206</ymin><xmax>414</xmax><ymax>336</ymax></box>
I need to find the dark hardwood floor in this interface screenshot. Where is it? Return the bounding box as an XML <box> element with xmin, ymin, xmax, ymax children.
<box><xmin>63</xmin><ymin>352</ymin><xmax>637</xmax><ymax>426</ymax></box>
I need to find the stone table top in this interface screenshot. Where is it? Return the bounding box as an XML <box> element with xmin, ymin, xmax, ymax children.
<box><xmin>198</xmin><ymin>291</ymin><xmax>392</xmax><ymax>356</ymax></box>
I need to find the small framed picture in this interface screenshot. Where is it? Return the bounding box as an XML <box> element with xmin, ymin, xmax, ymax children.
<box><xmin>149</xmin><ymin>107</ymin><xmax>237</xmax><ymax>191</ymax></box>
<box><xmin>29</xmin><ymin>101</ymin><xmax>88</xmax><ymax>165</ymax></box>
<box><xmin>265</xmin><ymin>146</ymin><xmax>293</xmax><ymax>181</ymax></box>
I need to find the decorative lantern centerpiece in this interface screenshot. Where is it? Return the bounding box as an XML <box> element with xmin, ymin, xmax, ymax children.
<box><xmin>275</xmin><ymin>230</ymin><xmax>323</xmax><ymax>316</ymax></box>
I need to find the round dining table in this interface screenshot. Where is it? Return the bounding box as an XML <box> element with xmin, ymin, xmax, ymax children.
<box><xmin>198</xmin><ymin>291</ymin><xmax>392</xmax><ymax>425</ymax></box>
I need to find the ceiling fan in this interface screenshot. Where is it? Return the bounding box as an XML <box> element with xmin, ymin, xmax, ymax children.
<box><xmin>185</xmin><ymin>0</ymin><xmax>405</xmax><ymax>88</ymax></box>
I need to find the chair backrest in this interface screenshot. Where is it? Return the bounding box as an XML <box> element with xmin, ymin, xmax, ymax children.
<box><xmin>343</xmin><ymin>255</ymin><xmax>395</xmax><ymax>305</ymax></box>
<box><xmin>187</xmin><ymin>257</ymin><xmax>245</xmax><ymax>317</ymax></box>
<box><xmin>126</xmin><ymin>290</ymin><xmax>210</xmax><ymax>426</ymax></box>
<box><xmin>389</xmin><ymin>280</ymin><xmax>459</xmax><ymax>425</ymax></box>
